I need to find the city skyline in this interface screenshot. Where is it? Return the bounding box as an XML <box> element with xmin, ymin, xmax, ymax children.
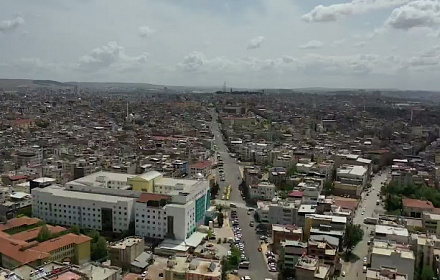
<box><xmin>1</xmin><ymin>0</ymin><xmax>440</xmax><ymax>90</ymax></box>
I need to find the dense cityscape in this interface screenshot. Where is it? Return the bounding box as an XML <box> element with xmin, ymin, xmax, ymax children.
<box><xmin>0</xmin><ymin>80</ymin><xmax>440</xmax><ymax>280</ymax></box>
<box><xmin>3</xmin><ymin>0</ymin><xmax>440</xmax><ymax>279</ymax></box>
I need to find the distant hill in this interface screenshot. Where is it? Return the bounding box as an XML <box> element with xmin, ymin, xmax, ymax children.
<box><xmin>0</xmin><ymin>79</ymin><xmax>37</xmax><ymax>90</ymax></box>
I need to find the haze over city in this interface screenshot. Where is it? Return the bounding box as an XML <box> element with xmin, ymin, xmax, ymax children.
<box><xmin>2</xmin><ymin>0</ymin><xmax>440</xmax><ymax>90</ymax></box>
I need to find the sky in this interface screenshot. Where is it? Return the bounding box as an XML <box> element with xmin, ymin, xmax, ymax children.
<box><xmin>1</xmin><ymin>0</ymin><xmax>440</xmax><ymax>90</ymax></box>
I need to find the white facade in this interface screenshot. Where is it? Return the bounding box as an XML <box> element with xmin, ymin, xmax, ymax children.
<box><xmin>371</xmin><ymin>242</ymin><xmax>414</xmax><ymax>280</ymax></box>
<box><xmin>135</xmin><ymin>179</ymin><xmax>210</xmax><ymax>241</ymax></box>
<box><xmin>32</xmin><ymin>185</ymin><xmax>135</xmax><ymax>233</ymax></box>
<box><xmin>249</xmin><ymin>181</ymin><xmax>276</xmax><ymax>201</ymax></box>
<box><xmin>269</xmin><ymin>201</ymin><xmax>298</xmax><ymax>225</ymax></box>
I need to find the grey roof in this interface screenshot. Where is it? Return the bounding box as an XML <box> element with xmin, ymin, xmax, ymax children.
<box><xmin>34</xmin><ymin>185</ymin><xmax>135</xmax><ymax>203</ymax></box>
<box><xmin>310</xmin><ymin>235</ymin><xmax>340</xmax><ymax>247</ymax></box>
<box><xmin>131</xmin><ymin>252</ymin><xmax>153</xmax><ymax>269</ymax></box>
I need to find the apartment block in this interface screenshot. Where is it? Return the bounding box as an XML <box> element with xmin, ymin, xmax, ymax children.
<box><xmin>370</xmin><ymin>240</ymin><xmax>414</xmax><ymax>280</ymax></box>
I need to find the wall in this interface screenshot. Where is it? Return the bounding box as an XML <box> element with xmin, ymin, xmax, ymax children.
<box><xmin>371</xmin><ymin>252</ymin><xmax>414</xmax><ymax>280</ymax></box>
<box><xmin>75</xmin><ymin>240</ymin><xmax>91</xmax><ymax>265</ymax></box>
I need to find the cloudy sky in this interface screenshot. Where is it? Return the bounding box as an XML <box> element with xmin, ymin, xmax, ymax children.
<box><xmin>1</xmin><ymin>0</ymin><xmax>440</xmax><ymax>90</ymax></box>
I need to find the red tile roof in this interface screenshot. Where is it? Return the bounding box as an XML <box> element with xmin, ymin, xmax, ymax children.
<box><xmin>11</xmin><ymin>225</ymin><xmax>67</xmax><ymax>242</ymax></box>
<box><xmin>0</xmin><ymin>217</ymin><xmax>41</xmax><ymax>231</ymax></box>
<box><xmin>0</xmin><ymin>236</ymin><xmax>50</xmax><ymax>265</ymax></box>
<box><xmin>123</xmin><ymin>273</ymin><xmax>140</xmax><ymax>280</ymax></box>
<box><xmin>191</xmin><ymin>161</ymin><xmax>212</xmax><ymax>169</ymax></box>
<box><xmin>334</xmin><ymin>197</ymin><xmax>359</xmax><ymax>211</ymax></box>
<box><xmin>288</xmin><ymin>191</ymin><xmax>304</xmax><ymax>197</ymax></box>
<box><xmin>14</xmin><ymin>119</ymin><xmax>34</xmax><ymax>126</ymax></box>
<box><xmin>32</xmin><ymin>233</ymin><xmax>91</xmax><ymax>253</ymax></box>
<box><xmin>51</xmin><ymin>271</ymin><xmax>83</xmax><ymax>280</ymax></box>
<box><xmin>138</xmin><ymin>193</ymin><xmax>171</xmax><ymax>203</ymax></box>
<box><xmin>402</xmin><ymin>198</ymin><xmax>434</xmax><ymax>209</ymax></box>
<box><xmin>9</xmin><ymin>175</ymin><xmax>28</xmax><ymax>181</ymax></box>
<box><xmin>432</xmin><ymin>208</ymin><xmax>440</xmax><ymax>214</ymax></box>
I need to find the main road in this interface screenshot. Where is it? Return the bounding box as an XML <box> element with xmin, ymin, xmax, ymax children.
<box><xmin>209</xmin><ymin>109</ymin><xmax>275</xmax><ymax>279</ymax></box>
<box><xmin>339</xmin><ymin>170</ymin><xmax>388</xmax><ymax>279</ymax></box>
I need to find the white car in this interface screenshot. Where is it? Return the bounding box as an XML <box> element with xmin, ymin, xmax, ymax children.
<box><xmin>342</xmin><ymin>271</ymin><xmax>346</xmax><ymax>277</ymax></box>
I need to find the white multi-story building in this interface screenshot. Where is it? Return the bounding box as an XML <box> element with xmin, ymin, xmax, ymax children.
<box><xmin>249</xmin><ymin>181</ymin><xmax>276</xmax><ymax>201</ymax></box>
<box><xmin>33</xmin><ymin>171</ymin><xmax>211</xmax><ymax>240</ymax></box>
<box><xmin>32</xmin><ymin>185</ymin><xmax>136</xmax><ymax>233</ymax></box>
<box><xmin>370</xmin><ymin>240</ymin><xmax>415</xmax><ymax>280</ymax></box>
<box><xmin>135</xmin><ymin>179</ymin><xmax>210</xmax><ymax>241</ymax></box>
<box><xmin>65</xmin><ymin>171</ymin><xmax>135</xmax><ymax>190</ymax></box>
<box><xmin>269</xmin><ymin>201</ymin><xmax>298</xmax><ymax>225</ymax></box>
<box><xmin>334</xmin><ymin>165</ymin><xmax>368</xmax><ymax>197</ymax></box>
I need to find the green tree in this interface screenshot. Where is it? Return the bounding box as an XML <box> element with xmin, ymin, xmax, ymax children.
<box><xmin>70</xmin><ymin>225</ymin><xmax>81</xmax><ymax>235</ymax></box>
<box><xmin>217</xmin><ymin>212</ymin><xmax>224</xmax><ymax>227</ymax></box>
<box><xmin>220</xmin><ymin>257</ymin><xmax>229</xmax><ymax>280</ymax></box>
<box><xmin>207</xmin><ymin>229</ymin><xmax>214</xmax><ymax>239</ymax></box>
<box><xmin>323</xmin><ymin>181</ymin><xmax>334</xmax><ymax>195</ymax></box>
<box><xmin>37</xmin><ymin>225</ymin><xmax>52</xmax><ymax>242</ymax></box>
<box><xmin>91</xmin><ymin>236</ymin><xmax>108</xmax><ymax>261</ymax></box>
<box><xmin>421</xmin><ymin>266</ymin><xmax>435</xmax><ymax>280</ymax></box>
<box><xmin>227</xmin><ymin>245</ymin><xmax>241</xmax><ymax>267</ymax></box>
<box><xmin>343</xmin><ymin>224</ymin><xmax>364</xmax><ymax>254</ymax></box>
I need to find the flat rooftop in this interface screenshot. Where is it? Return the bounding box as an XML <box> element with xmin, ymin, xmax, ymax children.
<box><xmin>34</xmin><ymin>185</ymin><xmax>135</xmax><ymax>203</ymax></box>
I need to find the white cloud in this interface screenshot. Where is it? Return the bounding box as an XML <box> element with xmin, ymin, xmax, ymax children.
<box><xmin>78</xmin><ymin>42</ymin><xmax>149</xmax><ymax>72</ymax></box>
<box><xmin>299</xmin><ymin>40</ymin><xmax>324</xmax><ymax>49</ymax></box>
<box><xmin>332</xmin><ymin>39</ymin><xmax>346</xmax><ymax>46</ymax></box>
<box><xmin>138</xmin><ymin>26</ymin><xmax>157</xmax><ymax>38</ymax></box>
<box><xmin>407</xmin><ymin>45</ymin><xmax>440</xmax><ymax>69</ymax></box>
<box><xmin>354</xmin><ymin>41</ymin><xmax>366</xmax><ymax>47</ymax></box>
<box><xmin>302</xmin><ymin>0</ymin><xmax>412</xmax><ymax>22</ymax></box>
<box><xmin>385</xmin><ymin>0</ymin><xmax>440</xmax><ymax>30</ymax></box>
<box><xmin>0</xmin><ymin>16</ymin><xmax>25</xmax><ymax>33</ymax></box>
<box><xmin>246</xmin><ymin>36</ymin><xmax>265</xmax><ymax>50</ymax></box>
<box><xmin>177</xmin><ymin>51</ymin><xmax>406</xmax><ymax>77</ymax></box>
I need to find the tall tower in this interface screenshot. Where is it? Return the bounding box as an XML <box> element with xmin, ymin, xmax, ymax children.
<box><xmin>223</xmin><ymin>81</ymin><xmax>227</xmax><ymax>93</ymax></box>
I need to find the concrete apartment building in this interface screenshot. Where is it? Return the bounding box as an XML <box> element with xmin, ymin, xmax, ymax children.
<box><xmin>374</xmin><ymin>225</ymin><xmax>409</xmax><ymax>244</ymax></box>
<box><xmin>409</xmin><ymin>234</ymin><xmax>440</xmax><ymax>272</ymax></box>
<box><xmin>295</xmin><ymin>255</ymin><xmax>331</xmax><ymax>280</ymax></box>
<box><xmin>334</xmin><ymin>165</ymin><xmax>368</xmax><ymax>198</ymax></box>
<box><xmin>272</xmin><ymin>225</ymin><xmax>303</xmax><ymax>251</ymax></box>
<box><xmin>366</xmin><ymin>267</ymin><xmax>408</xmax><ymax>280</ymax></box>
<box><xmin>370</xmin><ymin>240</ymin><xmax>415</xmax><ymax>280</ymax></box>
<box><xmin>402</xmin><ymin>198</ymin><xmax>435</xmax><ymax>218</ymax></box>
<box><xmin>268</xmin><ymin>201</ymin><xmax>298</xmax><ymax>225</ymax></box>
<box><xmin>280</xmin><ymin>240</ymin><xmax>307</xmax><ymax>270</ymax></box>
<box><xmin>304</xmin><ymin>214</ymin><xmax>347</xmax><ymax>242</ymax></box>
<box><xmin>249</xmin><ymin>181</ymin><xmax>276</xmax><ymax>201</ymax></box>
<box><xmin>108</xmin><ymin>237</ymin><xmax>145</xmax><ymax>269</ymax></box>
<box><xmin>164</xmin><ymin>256</ymin><xmax>221</xmax><ymax>280</ymax></box>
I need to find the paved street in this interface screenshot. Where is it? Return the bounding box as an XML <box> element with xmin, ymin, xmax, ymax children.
<box><xmin>209</xmin><ymin>109</ymin><xmax>275</xmax><ymax>279</ymax></box>
<box><xmin>338</xmin><ymin>170</ymin><xmax>389</xmax><ymax>280</ymax></box>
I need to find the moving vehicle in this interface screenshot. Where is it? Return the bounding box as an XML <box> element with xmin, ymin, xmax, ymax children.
<box><xmin>364</xmin><ymin>217</ymin><xmax>379</xmax><ymax>225</ymax></box>
<box><xmin>249</xmin><ymin>221</ymin><xmax>254</xmax><ymax>227</ymax></box>
<box><xmin>376</xmin><ymin>199</ymin><xmax>380</xmax><ymax>205</ymax></box>
<box><xmin>239</xmin><ymin>261</ymin><xmax>250</xmax><ymax>269</ymax></box>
